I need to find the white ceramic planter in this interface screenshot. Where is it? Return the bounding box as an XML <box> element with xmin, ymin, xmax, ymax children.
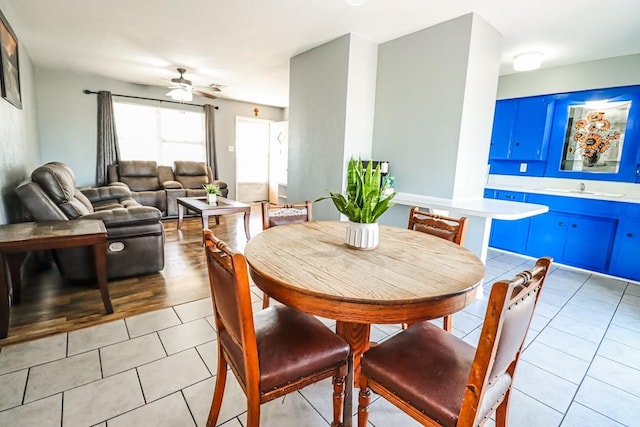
<box><xmin>345</xmin><ymin>221</ymin><xmax>379</xmax><ymax>250</ymax></box>
<box><xmin>207</xmin><ymin>193</ymin><xmax>217</xmax><ymax>205</ymax></box>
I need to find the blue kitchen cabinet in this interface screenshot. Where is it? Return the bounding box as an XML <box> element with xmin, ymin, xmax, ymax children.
<box><xmin>489</xmin><ymin>100</ymin><xmax>517</xmax><ymax>160</ymax></box>
<box><xmin>562</xmin><ymin>216</ymin><xmax>616</xmax><ymax>271</ymax></box>
<box><xmin>527</xmin><ymin>212</ymin><xmax>616</xmax><ymax>272</ymax></box>
<box><xmin>526</xmin><ymin>213</ymin><xmax>567</xmax><ymax>261</ymax></box>
<box><xmin>488</xmin><ymin>191</ymin><xmax>530</xmax><ymax>253</ymax></box>
<box><xmin>610</xmin><ymin>205</ymin><xmax>640</xmax><ymax>281</ymax></box>
<box><xmin>489</xmin><ymin>97</ymin><xmax>554</xmax><ymax>161</ymax></box>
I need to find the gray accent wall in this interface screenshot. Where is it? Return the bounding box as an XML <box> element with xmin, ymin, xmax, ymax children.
<box><xmin>0</xmin><ymin>1</ymin><xmax>40</xmax><ymax>224</ymax></box>
<box><xmin>497</xmin><ymin>53</ymin><xmax>640</xmax><ymax>99</ymax></box>
<box><xmin>34</xmin><ymin>68</ymin><xmax>285</xmax><ymax>195</ymax></box>
<box><xmin>288</xmin><ymin>34</ymin><xmax>378</xmax><ymax>220</ymax></box>
<box><xmin>372</xmin><ymin>13</ymin><xmax>500</xmax><ymax>202</ymax></box>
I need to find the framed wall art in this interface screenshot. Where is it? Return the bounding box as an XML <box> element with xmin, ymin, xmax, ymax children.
<box><xmin>559</xmin><ymin>101</ymin><xmax>631</xmax><ymax>174</ymax></box>
<box><xmin>0</xmin><ymin>8</ymin><xmax>21</xmax><ymax>109</ymax></box>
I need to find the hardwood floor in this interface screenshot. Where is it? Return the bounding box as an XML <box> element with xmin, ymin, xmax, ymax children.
<box><xmin>0</xmin><ymin>207</ymin><xmax>262</xmax><ymax>347</ymax></box>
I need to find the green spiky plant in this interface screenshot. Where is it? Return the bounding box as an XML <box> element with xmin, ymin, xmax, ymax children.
<box><xmin>202</xmin><ymin>183</ymin><xmax>221</xmax><ymax>195</ymax></box>
<box><xmin>315</xmin><ymin>157</ymin><xmax>396</xmax><ymax>223</ymax></box>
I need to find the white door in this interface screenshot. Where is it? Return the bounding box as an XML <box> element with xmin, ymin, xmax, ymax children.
<box><xmin>235</xmin><ymin>117</ymin><xmax>271</xmax><ymax>203</ymax></box>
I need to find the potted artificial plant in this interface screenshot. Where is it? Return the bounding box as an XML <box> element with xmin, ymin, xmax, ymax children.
<box><xmin>203</xmin><ymin>183</ymin><xmax>221</xmax><ymax>204</ymax></box>
<box><xmin>316</xmin><ymin>157</ymin><xmax>396</xmax><ymax>249</ymax></box>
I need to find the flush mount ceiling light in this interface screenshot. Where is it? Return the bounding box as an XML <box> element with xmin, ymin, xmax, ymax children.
<box><xmin>513</xmin><ymin>51</ymin><xmax>543</xmax><ymax>72</ymax></box>
<box><xmin>345</xmin><ymin>0</ymin><xmax>367</xmax><ymax>5</ymax></box>
<box><xmin>166</xmin><ymin>87</ymin><xmax>193</xmax><ymax>102</ymax></box>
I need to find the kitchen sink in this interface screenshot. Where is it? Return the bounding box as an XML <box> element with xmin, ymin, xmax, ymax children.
<box><xmin>539</xmin><ymin>188</ymin><xmax>625</xmax><ymax>198</ymax></box>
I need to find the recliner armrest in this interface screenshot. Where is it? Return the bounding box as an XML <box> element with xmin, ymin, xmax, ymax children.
<box><xmin>162</xmin><ymin>180</ymin><xmax>183</xmax><ymax>190</ymax></box>
<box><xmin>81</xmin><ymin>185</ymin><xmax>132</xmax><ymax>203</ymax></box>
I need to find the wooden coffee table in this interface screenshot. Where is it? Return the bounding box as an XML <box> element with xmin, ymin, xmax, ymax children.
<box><xmin>0</xmin><ymin>220</ymin><xmax>112</xmax><ymax>339</ymax></box>
<box><xmin>177</xmin><ymin>196</ymin><xmax>252</xmax><ymax>240</ymax></box>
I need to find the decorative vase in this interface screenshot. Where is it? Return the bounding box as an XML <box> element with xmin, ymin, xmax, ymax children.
<box><xmin>345</xmin><ymin>221</ymin><xmax>379</xmax><ymax>250</ymax></box>
<box><xmin>207</xmin><ymin>193</ymin><xmax>217</xmax><ymax>205</ymax></box>
<box><xmin>582</xmin><ymin>153</ymin><xmax>600</xmax><ymax>167</ymax></box>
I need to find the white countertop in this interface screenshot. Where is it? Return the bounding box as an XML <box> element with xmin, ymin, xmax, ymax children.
<box><xmin>486</xmin><ymin>184</ymin><xmax>640</xmax><ymax>204</ymax></box>
<box><xmin>394</xmin><ymin>192</ymin><xmax>549</xmax><ymax>220</ymax></box>
<box><xmin>486</xmin><ymin>175</ymin><xmax>640</xmax><ymax>204</ymax></box>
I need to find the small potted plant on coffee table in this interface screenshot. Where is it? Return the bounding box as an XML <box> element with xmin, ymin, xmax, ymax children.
<box><xmin>315</xmin><ymin>157</ymin><xmax>396</xmax><ymax>249</ymax></box>
<box><xmin>203</xmin><ymin>183</ymin><xmax>222</xmax><ymax>205</ymax></box>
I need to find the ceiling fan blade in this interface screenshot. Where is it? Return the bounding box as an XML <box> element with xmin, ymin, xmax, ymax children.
<box><xmin>193</xmin><ymin>89</ymin><xmax>217</xmax><ymax>100</ymax></box>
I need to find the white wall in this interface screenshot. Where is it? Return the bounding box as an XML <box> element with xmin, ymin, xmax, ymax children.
<box><xmin>497</xmin><ymin>53</ymin><xmax>640</xmax><ymax>99</ymax></box>
<box><xmin>0</xmin><ymin>1</ymin><xmax>40</xmax><ymax>224</ymax></box>
<box><xmin>34</xmin><ymin>67</ymin><xmax>285</xmax><ymax>194</ymax></box>
<box><xmin>344</xmin><ymin>34</ymin><xmax>378</xmax><ymax>171</ymax></box>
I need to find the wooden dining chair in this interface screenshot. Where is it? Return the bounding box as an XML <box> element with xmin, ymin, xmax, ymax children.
<box><xmin>203</xmin><ymin>229</ymin><xmax>349</xmax><ymax>427</ymax></box>
<box><xmin>357</xmin><ymin>257</ymin><xmax>552</xmax><ymax>427</ymax></box>
<box><xmin>260</xmin><ymin>200</ymin><xmax>312</xmax><ymax>307</ymax></box>
<box><xmin>408</xmin><ymin>206</ymin><xmax>469</xmax><ymax>331</ymax></box>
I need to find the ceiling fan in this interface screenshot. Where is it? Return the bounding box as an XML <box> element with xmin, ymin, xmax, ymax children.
<box><xmin>166</xmin><ymin>68</ymin><xmax>221</xmax><ymax>101</ymax></box>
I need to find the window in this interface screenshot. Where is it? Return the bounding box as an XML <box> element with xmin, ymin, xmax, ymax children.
<box><xmin>113</xmin><ymin>101</ymin><xmax>205</xmax><ymax>165</ymax></box>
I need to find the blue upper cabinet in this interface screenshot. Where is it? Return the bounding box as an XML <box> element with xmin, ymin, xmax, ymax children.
<box><xmin>489</xmin><ymin>84</ymin><xmax>640</xmax><ymax>183</ymax></box>
<box><xmin>489</xmin><ymin>99</ymin><xmax>517</xmax><ymax>160</ymax></box>
<box><xmin>489</xmin><ymin>96</ymin><xmax>554</xmax><ymax>161</ymax></box>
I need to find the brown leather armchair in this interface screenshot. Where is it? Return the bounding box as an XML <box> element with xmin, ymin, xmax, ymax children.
<box><xmin>16</xmin><ymin>162</ymin><xmax>165</xmax><ymax>280</ymax></box>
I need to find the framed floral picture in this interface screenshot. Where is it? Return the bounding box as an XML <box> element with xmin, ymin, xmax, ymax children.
<box><xmin>0</xmin><ymin>8</ymin><xmax>21</xmax><ymax>109</ymax></box>
<box><xmin>560</xmin><ymin>101</ymin><xmax>631</xmax><ymax>173</ymax></box>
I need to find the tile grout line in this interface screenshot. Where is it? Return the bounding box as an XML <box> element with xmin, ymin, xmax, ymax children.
<box><xmin>555</xmin><ymin>277</ymin><xmax>629</xmax><ymax>426</ymax></box>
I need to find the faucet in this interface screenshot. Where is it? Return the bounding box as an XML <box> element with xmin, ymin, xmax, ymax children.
<box><xmin>579</xmin><ymin>182</ymin><xmax>585</xmax><ymax>192</ymax></box>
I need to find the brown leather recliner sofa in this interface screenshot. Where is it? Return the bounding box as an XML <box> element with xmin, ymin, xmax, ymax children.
<box><xmin>15</xmin><ymin>162</ymin><xmax>165</xmax><ymax>281</ymax></box>
<box><xmin>107</xmin><ymin>160</ymin><xmax>228</xmax><ymax>217</ymax></box>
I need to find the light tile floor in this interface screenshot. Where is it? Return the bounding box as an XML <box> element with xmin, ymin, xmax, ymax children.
<box><xmin>1</xmin><ymin>250</ymin><xmax>639</xmax><ymax>426</ymax></box>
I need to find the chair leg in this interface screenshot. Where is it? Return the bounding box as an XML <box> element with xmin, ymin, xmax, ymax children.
<box><xmin>495</xmin><ymin>390</ymin><xmax>511</xmax><ymax>427</ymax></box>
<box><xmin>331</xmin><ymin>374</ymin><xmax>346</xmax><ymax>427</ymax></box>
<box><xmin>443</xmin><ymin>315</ymin><xmax>452</xmax><ymax>332</ymax></box>
<box><xmin>262</xmin><ymin>294</ymin><xmax>270</xmax><ymax>309</ymax></box>
<box><xmin>357</xmin><ymin>385</ymin><xmax>371</xmax><ymax>427</ymax></box>
<box><xmin>246</xmin><ymin>399</ymin><xmax>261</xmax><ymax>427</ymax></box>
<box><xmin>206</xmin><ymin>356</ymin><xmax>228</xmax><ymax>427</ymax></box>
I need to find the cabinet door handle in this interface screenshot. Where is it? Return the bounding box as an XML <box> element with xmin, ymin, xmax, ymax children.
<box><xmin>506</xmin><ymin>195</ymin><xmax>515</xmax><ymax>199</ymax></box>
<box><xmin>514</xmin><ymin>142</ymin><xmax>520</xmax><ymax>146</ymax></box>
<box><xmin>628</xmin><ymin>233</ymin><xmax>634</xmax><ymax>238</ymax></box>
<box><xmin>558</xmin><ymin>222</ymin><xmax>564</xmax><ymax>226</ymax></box>
<box><xmin>571</xmin><ymin>224</ymin><xmax>577</xmax><ymax>228</ymax></box>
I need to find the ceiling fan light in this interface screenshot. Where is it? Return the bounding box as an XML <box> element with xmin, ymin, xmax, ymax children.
<box><xmin>513</xmin><ymin>51</ymin><xmax>543</xmax><ymax>72</ymax></box>
<box><xmin>167</xmin><ymin>87</ymin><xmax>193</xmax><ymax>102</ymax></box>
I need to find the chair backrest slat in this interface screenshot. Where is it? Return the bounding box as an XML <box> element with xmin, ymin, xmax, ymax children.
<box><xmin>408</xmin><ymin>206</ymin><xmax>468</xmax><ymax>245</ymax></box>
<box><xmin>261</xmin><ymin>201</ymin><xmax>312</xmax><ymax>230</ymax></box>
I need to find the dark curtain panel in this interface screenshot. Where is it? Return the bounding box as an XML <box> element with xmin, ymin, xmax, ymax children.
<box><xmin>96</xmin><ymin>91</ymin><xmax>121</xmax><ymax>186</ymax></box>
<box><xmin>204</xmin><ymin>104</ymin><xmax>219</xmax><ymax>179</ymax></box>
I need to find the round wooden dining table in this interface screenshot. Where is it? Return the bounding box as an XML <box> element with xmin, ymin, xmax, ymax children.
<box><xmin>244</xmin><ymin>221</ymin><xmax>485</xmax><ymax>426</ymax></box>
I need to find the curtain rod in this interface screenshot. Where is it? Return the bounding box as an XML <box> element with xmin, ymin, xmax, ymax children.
<box><xmin>83</xmin><ymin>89</ymin><xmax>218</xmax><ymax>109</ymax></box>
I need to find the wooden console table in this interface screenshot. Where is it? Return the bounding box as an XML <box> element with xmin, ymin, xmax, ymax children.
<box><xmin>0</xmin><ymin>220</ymin><xmax>113</xmax><ymax>339</ymax></box>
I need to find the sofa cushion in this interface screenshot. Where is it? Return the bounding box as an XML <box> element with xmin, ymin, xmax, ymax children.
<box><xmin>119</xmin><ymin>160</ymin><xmax>161</xmax><ymax>191</ymax></box>
<box><xmin>174</xmin><ymin>161</ymin><xmax>210</xmax><ymax>189</ymax></box>
<box><xmin>174</xmin><ymin>161</ymin><xmax>208</xmax><ymax>176</ymax></box>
